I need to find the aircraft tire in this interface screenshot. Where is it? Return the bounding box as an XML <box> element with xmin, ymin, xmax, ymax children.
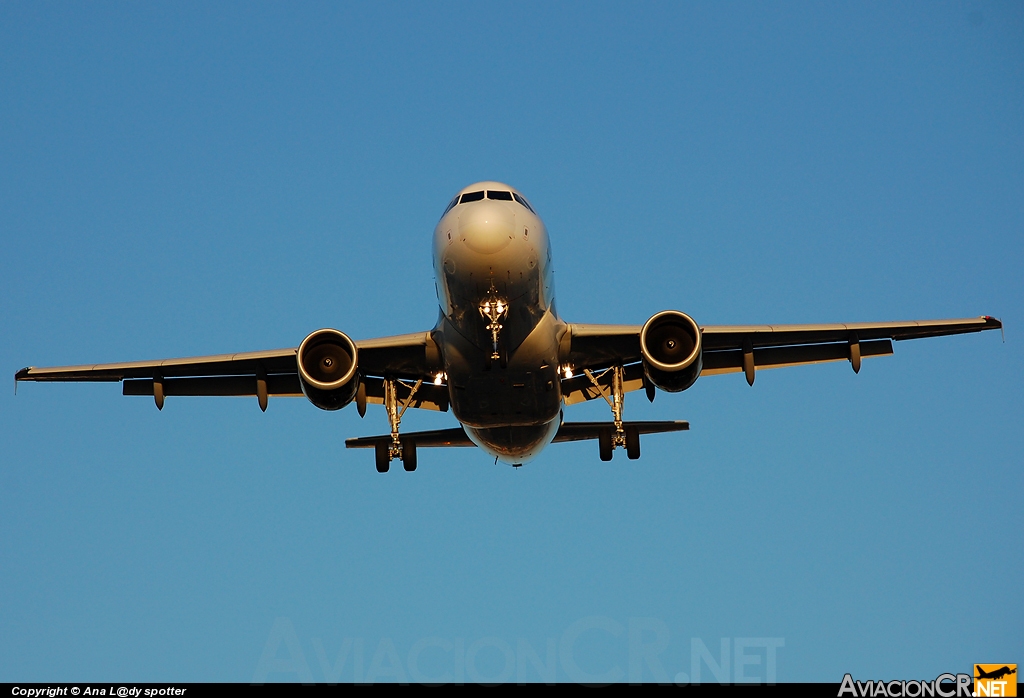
<box><xmin>599</xmin><ymin>429</ymin><xmax>613</xmax><ymax>461</ymax></box>
<box><xmin>626</xmin><ymin>426</ymin><xmax>640</xmax><ymax>460</ymax></box>
<box><xmin>402</xmin><ymin>439</ymin><xmax>417</xmax><ymax>472</ymax></box>
<box><xmin>375</xmin><ymin>442</ymin><xmax>390</xmax><ymax>473</ymax></box>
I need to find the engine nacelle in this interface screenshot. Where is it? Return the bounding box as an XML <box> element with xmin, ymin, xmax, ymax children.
<box><xmin>297</xmin><ymin>328</ymin><xmax>359</xmax><ymax>411</ymax></box>
<box><xmin>640</xmin><ymin>310</ymin><xmax>703</xmax><ymax>393</ymax></box>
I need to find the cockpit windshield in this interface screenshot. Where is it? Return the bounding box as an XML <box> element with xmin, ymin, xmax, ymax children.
<box><xmin>443</xmin><ymin>189</ymin><xmax>536</xmax><ymax>216</ymax></box>
<box><xmin>512</xmin><ymin>192</ymin><xmax>535</xmax><ymax>213</ymax></box>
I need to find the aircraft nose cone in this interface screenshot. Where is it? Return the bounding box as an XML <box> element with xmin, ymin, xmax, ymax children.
<box><xmin>459</xmin><ymin>200</ymin><xmax>514</xmax><ymax>254</ymax></box>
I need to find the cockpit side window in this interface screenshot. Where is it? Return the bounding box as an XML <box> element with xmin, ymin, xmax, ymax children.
<box><xmin>487</xmin><ymin>190</ymin><xmax>513</xmax><ymax>201</ymax></box>
<box><xmin>442</xmin><ymin>195</ymin><xmax>459</xmax><ymax>217</ymax></box>
<box><xmin>513</xmin><ymin>192</ymin><xmax>535</xmax><ymax>213</ymax></box>
<box><xmin>459</xmin><ymin>190</ymin><xmax>485</xmax><ymax>204</ymax></box>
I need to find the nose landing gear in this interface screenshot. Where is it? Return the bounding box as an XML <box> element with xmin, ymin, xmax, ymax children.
<box><xmin>479</xmin><ymin>285</ymin><xmax>509</xmax><ymax>368</ymax></box>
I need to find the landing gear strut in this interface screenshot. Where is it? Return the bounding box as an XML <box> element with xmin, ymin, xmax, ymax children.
<box><xmin>378</xmin><ymin>377</ymin><xmax>422</xmax><ymax>472</ymax></box>
<box><xmin>584</xmin><ymin>365</ymin><xmax>640</xmax><ymax>460</ymax></box>
<box><xmin>479</xmin><ymin>284</ymin><xmax>509</xmax><ymax>368</ymax></box>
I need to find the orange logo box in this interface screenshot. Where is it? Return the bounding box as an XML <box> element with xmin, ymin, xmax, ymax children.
<box><xmin>975</xmin><ymin>665</ymin><xmax>1017</xmax><ymax>697</ymax></box>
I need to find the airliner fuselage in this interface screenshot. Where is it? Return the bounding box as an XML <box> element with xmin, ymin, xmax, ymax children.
<box><xmin>433</xmin><ymin>182</ymin><xmax>564</xmax><ymax>462</ymax></box>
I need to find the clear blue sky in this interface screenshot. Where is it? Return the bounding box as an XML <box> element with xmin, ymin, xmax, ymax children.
<box><xmin>1</xmin><ymin>1</ymin><xmax>1020</xmax><ymax>683</ymax></box>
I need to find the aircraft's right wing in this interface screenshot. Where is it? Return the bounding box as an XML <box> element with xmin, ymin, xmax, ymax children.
<box><xmin>15</xmin><ymin>330</ymin><xmax>449</xmax><ymax>411</ymax></box>
<box><xmin>560</xmin><ymin>316</ymin><xmax>1002</xmax><ymax>403</ymax></box>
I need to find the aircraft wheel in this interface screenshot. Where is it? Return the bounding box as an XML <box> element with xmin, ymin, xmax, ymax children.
<box><xmin>375</xmin><ymin>442</ymin><xmax>390</xmax><ymax>473</ymax></box>
<box><xmin>401</xmin><ymin>439</ymin><xmax>417</xmax><ymax>472</ymax></box>
<box><xmin>599</xmin><ymin>429</ymin><xmax>613</xmax><ymax>461</ymax></box>
<box><xmin>626</xmin><ymin>426</ymin><xmax>641</xmax><ymax>460</ymax></box>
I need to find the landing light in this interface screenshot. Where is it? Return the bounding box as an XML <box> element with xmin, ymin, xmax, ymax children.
<box><xmin>478</xmin><ymin>286</ymin><xmax>510</xmax><ymax>361</ymax></box>
<box><xmin>563</xmin><ymin>365</ymin><xmax>573</xmax><ymax>379</ymax></box>
<box><xmin>434</xmin><ymin>373</ymin><xmax>444</xmax><ymax>385</ymax></box>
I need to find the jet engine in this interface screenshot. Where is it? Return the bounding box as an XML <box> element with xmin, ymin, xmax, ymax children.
<box><xmin>640</xmin><ymin>310</ymin><xmax>703</xmax><ymax>392</ymax></box>
<box><xmin>297</xmin><ymin>328</ymin><xmax>360</xmax><ymax>411</ymax></box>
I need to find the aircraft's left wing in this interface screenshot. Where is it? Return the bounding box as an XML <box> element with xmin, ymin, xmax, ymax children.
<box><xmin>15</xmin><ymin>331</ymin><xmax>449</xmax><ymax>411</ymax></box>
<box><xmin>561</xmin><ymin>316</ymin><xmax>1002</xmax><ymax>404</ymax></box>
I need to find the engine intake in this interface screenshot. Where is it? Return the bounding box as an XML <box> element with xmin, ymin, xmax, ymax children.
<box><xmin>297</xmin><ymin>328</ymin><xmax>359</xmax><ymax>411</ymax></box>
<box><xmin>640</xmin><ymin>310</ymin><xmax>702</xmax><ymax>392</ymax></box>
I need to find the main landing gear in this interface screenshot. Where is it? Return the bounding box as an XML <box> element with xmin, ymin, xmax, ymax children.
<box><xmin>374</xmin><ymin>377</ymin><xmax>422</xmax><ymax>473</ymax></box>
<box><xmin>583</xmin><ymin>365</ymin><xmax>641</xmax><ymax>461</ymax></box>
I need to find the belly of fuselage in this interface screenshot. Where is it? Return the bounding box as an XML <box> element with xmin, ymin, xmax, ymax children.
<box><xmin>441</xmin><ymin>310</ymin><xmax>563</xmax><ymax>461</ymax></box>
<box><xmin>433</xmin><ymin>190</ymin><xmax>563</xmax><ymax>461</ymax></box>
<box><xmin>449</xmin><ymin>362</ymin><xmax>561</xmax><ymax>427</ymax></box>
<box><xmin>464</xmin><ymin>420</ymin><xmax>561</xmax><ymax>464</ymax></box>
<box><xmin>442</xmin><ymin>302</ymin><xmax>563</xmax><ymax>421</ymax></box>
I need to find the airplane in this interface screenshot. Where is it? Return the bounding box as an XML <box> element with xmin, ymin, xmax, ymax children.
<box><xmin>975</xmin><ymin>666</ymin><xmax>1016</xmax><ymax>681</ymax></box>
<box><xmin>15</xmin><ymin>181</ymin><xmax>1003</xmax><ymax>471</ymax></box>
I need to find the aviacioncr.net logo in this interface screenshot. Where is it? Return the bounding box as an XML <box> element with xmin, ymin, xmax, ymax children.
<box><xmin>838</xmin><ymin>673</ymin><xmax>972</xmax><ymax>697</ymax></box>
<box><xmin>974</xmin><ymin>665</ymin><xmax>1017</xmax><ymax>698</ymax></box>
